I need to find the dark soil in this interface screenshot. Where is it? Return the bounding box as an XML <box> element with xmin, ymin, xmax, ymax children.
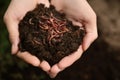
<box><xmin>1</xmin><ymin>0</ymin><xmax>120</xmax><ymax>80</ymax></box>
<box><xmin>18</xmin><ymin>4</ymin><xmax>85</xmax><ymax>66</ymax></box>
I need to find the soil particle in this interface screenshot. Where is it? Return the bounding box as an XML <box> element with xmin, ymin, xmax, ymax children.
<box><xmin>18</xmin><ymin>4</ymin><xmax>85</xmax><ymax>66</ymax></box>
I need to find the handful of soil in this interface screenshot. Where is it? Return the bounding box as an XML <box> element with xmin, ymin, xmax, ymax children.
<box><xmin>18</xmin><ymin>4</ymin><xmax>85</xmax><ymax>66</ymax></box>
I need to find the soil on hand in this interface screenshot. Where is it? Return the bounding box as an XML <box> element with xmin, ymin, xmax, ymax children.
<box><xmin>18</xmin><ymin>4</ymin><xmax>85</xmax><ymax>66</ymax></box>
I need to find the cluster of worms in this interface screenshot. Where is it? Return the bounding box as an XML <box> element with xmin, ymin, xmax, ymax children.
<box><xmin>19</xmin><ymin>4</ymin><xmax>85</xmax><ymax>65</ymax></box>
<box><xmin>37</xmin><ymin>13</ymin><xmax>69</xmax><ymax>45</ymax></box>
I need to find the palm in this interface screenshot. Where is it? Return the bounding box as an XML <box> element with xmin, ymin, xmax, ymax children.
<box><xmin>4</xmin><ymin>0</ymin><xmax>51</xmax><ymax>73</ymax></box>
<box><xmin>48</xmin><ymin>0</ymin><xmax>97</xmax><ymax>78</ymax></box>
<box><xmin>4</xmin><ymin>0</ymin><xmax>97</xmax><ymax>78</ymax></box>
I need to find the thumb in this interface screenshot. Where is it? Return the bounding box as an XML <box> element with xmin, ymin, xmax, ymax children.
<box><xmin>4</xmin><ymin>17</ymin><xmax>19</xmax><ymax>54</ymax></box>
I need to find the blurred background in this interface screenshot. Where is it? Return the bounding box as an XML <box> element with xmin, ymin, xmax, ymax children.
<box><xmin>0</xmin><ymin>0</ymin><xmax>120</xmax><ymax>80</ymax></box>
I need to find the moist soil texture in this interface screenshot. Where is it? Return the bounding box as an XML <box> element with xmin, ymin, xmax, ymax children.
<box><xmin>18</xmin><ymin>4</ymin><xmax>85</xmax><ymax>66</ymax></box>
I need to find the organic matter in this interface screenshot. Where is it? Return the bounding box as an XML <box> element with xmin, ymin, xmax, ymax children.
<box><xmin>18</xmin><ymin>4</ymin><xmax>85</xmax><ymax>66</ymax></box>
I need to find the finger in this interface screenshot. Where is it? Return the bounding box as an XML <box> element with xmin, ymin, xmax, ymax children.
<box><xmin>39</xmin><ymin>60</ymin><xmax>51</xmax><ymax>72</ymax></box>
<box><xmin>16</xmin><ymin>51</ymin><xmax>40</xmax><ymax>67</ymax></box>
<box><xmin>49</xmin><ymin>46</ymin><xmax>83</xmax><ymax>78</ymax></box>
<box><xmin>82</xmin><ymin>20</ymin><xmax>98</xmax><ymax>51</ymax></box>
<box><xmin>48</xmin><ymin>64</ymin><xmax>61</xmax><ymax>78</ymax></box>
<box><xmin>82</xmin><ymin>31</ymin><xmax>98</xmax><ymax>51</ymax></box>
<box><xmin>57</xmin><ymin>46</ymin><xmax>83</xmax><ymax>70</ymax></box>
<box><xmin>4</xmin><ymin>16</ymin><xmax>19</xmax><ymax>54</ymax></box>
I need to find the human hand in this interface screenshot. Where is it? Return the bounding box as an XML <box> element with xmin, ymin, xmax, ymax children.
<box><xmin>4</xmin><ymin>0</ymin><xmax>51</xmax><ymax>73</ymax></box>
<box><xmin>48</xmin><ymin>0</ymin><xmax>98</xmax><ymax>78</ymax></box>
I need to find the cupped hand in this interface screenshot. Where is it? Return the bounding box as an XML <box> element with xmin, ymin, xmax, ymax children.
<box><xmin>4</xmin><ymin>0</ymin><xmax>51</xmax><ymax>73</ymax></box>
<box><xmin>4</xmin><ymin>0</ymin><xmax>98</xmax><ymax>78</ymax></box>
<box><xmin>49</xmin><ymin>0</ymin><xmax>98</xmax><ymax>78</ymax></box>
